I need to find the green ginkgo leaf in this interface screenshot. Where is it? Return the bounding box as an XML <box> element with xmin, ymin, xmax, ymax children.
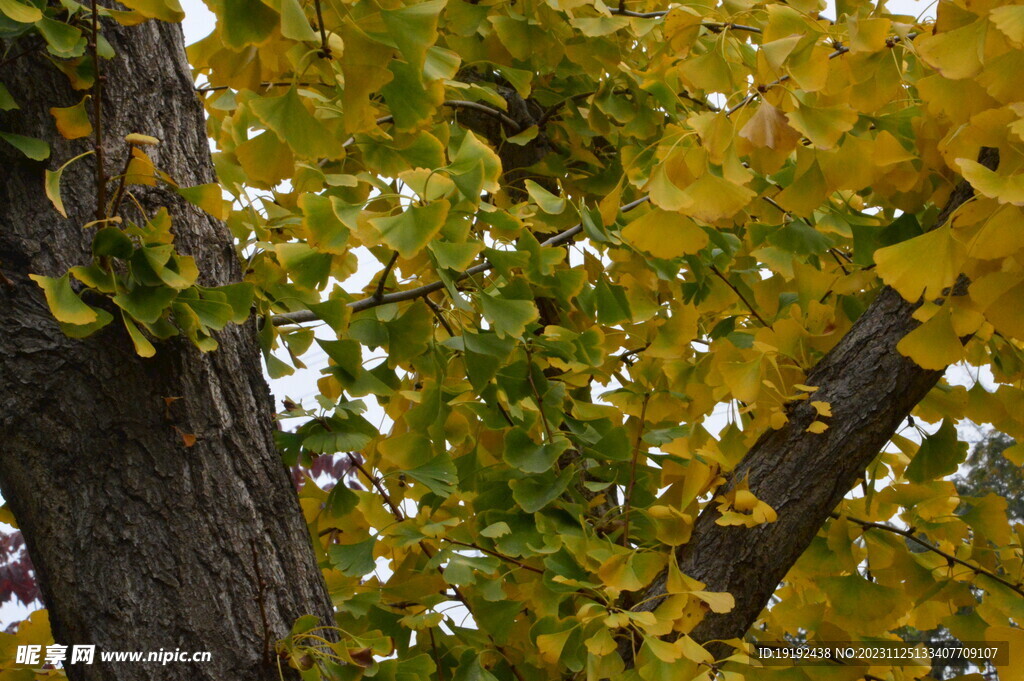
<box><xmin>370</xmin><ymin>200</ymin><xmax>449</xmax><ymax>259</ymax></box>
<box><xmin>249</xmin><ymin>88</ymin><xmax>343</xmax><ymax>160</ymax></box>
<box><xmin>0</xmin><ymin>0</ymin><xmax>41</xmax><ymax>23</ymax></box>
<box><xmin>43</xmin><ymin>150</ymin><xmax>93</xmax><ymax>217</ymax></box>
<box><xmin>29</xmin><ymin>273</ymin><xmax>99</xmax><ymax>325</ymax></box>
<box><xmin>380</xmin><ymin>0</ymin><xmax>446</xmax><ymax>74</ymax></box>
<box><xmin>0</xmin><ymin>131</ymin><xmax>49</xmax><ymax>160</ymax></box>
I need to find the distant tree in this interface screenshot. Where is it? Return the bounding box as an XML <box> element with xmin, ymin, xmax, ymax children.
<box><xmin>957</xmin><ymin>431</ymin><xmax>1024</xmax><ymax>522</ymax></box>
<box><xmin>897</xmin><ymin>429</ymin><xmax>1020</xmax><ymax>681</ymax></box>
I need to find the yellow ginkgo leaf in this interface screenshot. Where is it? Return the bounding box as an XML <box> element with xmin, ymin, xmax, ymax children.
<box><xmin>965</xmin><ymin>204</ymin><xmax>1024</xmax><ymax>259</ymax></box>
<box><xmin>786</xmin><ymin>103</ymin><xmax>858</xmax><ymax>149</ymax></box>
<box><xmin>645</xmin><ymin>637</ymin><xmax>683</xmax><ymax>663</ymax></box>
<box><xmin>873</xmin><ymin>131</ymin><xmax>916</xmax><ymax>166</ymax></box>
<box><xmin>897</xmin><ymin>305</ymin><xmax>964</xmax><ymax>370</ymax></box>
<box><xmin>738</xmin><ymin>101</ymin><xmax>801</xmax><ymax>151</ymax></box>
<box><xmin>977</xmin><ymin>50</ymin><xmax>1024</xmax><ymax>104</ymax></box>
<box><xmin>647</xmin><ymin>505</ymin><xmax>693</xmax><ymax>546</ymax></box>
<box><xmin>915</xmin><ymin>17</ymin><xmax>987</xmax><ymax>80</ymax></box>
<box><xmin>1004</xmin><ymin>442</ymin><xmax>1024</xmax><ymax>466</ymax></box>
<box><xmin>774</xmin><ymin>160</ymin><xmax>828</xmax><ymax>216</ymax></box>
<box><xmin>957</xmin><ymin>159</ymin><xmax>1024</xmax><ymax>205</ymax></box>
<box><xmin>716</xmin><ymin>484</ymin><xmax>778</xmax><ymax>526</ymax></box>
<box><xmin>874</xmin><ymin>225</ymin><xmax>967</xmax><ymax>302</ymax></box>
<box><xmin>678</xmin><ymin>173</ymin><xmax>755</xmax><ymax>222</ymax></box>
<box><xmin>125</xmin><ymin>132</ymin><xmax>159</xmax><ymax>146</ymax></box>
<box><xmin>849</xmin><ymin>16</ymin><xmax>892</xmax><ymax>53</ymax></box>
<box><xmin>50</xmin><ymin>96</ymin><xmax>92</xmax><ymax>140</ymax></box>
<box><xmin>663</xmin><ymin>6</ymin><xmax>703</xmax><ymax>56</ymax></box>
<box><xmin>536</xmin><ymin>629</ymin><xmax>573</xmax><ymax>665</ymax></box>
<box><xmin>720</xmin><ymin>357</ymin><xmax>763</xmax><ymax>403</ymax></box>
<box><xmin>689</xmin><ymin>591</ymin><xmax>734</xmax><ymax>614</ymax></box>
<box><xmin>806</xmin><ymin>421</ymin><xmax>828</xmax><ymax>433</ymax></box>
<box><xmin>983</xmin><ymin>278</ymin><xmax>1024</xmax><ymax>341</ymax></box>
<box><xmin>622</xmin><ymin>208</ymin><xmax>709</xmax><ymax>259</ymax></box>
<box><xmin>990</xmin><ymin>5</ymin><xmax>1024</xmax><ymax>47</ymax></box>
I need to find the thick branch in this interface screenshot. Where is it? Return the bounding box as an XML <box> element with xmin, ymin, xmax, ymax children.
<box><xmin>620</xmin><ymin>147</ymin><xmax>999</xmax><ymax>662</ymax></box>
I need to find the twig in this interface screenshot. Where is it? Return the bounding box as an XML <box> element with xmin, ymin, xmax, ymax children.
<box><xmin>828</xmin><ymin>248</ymin><xmax>850</xmax><ymax>276</ymax></box>
<box><xmin>709</xmin><ymin>265</ymin><xmax>769</xmax><ymax>326</ymax></box>
<box><xmin>428</xmin><ymin>628</ymin><xmax>447</xmax><ymax>681</ymax></box>
<box><xmin>524</xmin><ymin>344</ymin><xmax>555</xmax><ymax>444</ymax></box>
<box><xmin>617</xmin><ymin>344</ymin><xmax>649</xmax><ymax>366</ymax></box>
<box><xmin>833</xmin><ymin>513</ymin><xmax>1024</xmax><ymax>598</ymax></box>
<box><xmin>196</xmin><ymin>81</ymin><xmax>320</xmax><ymax>94</ymax></box>
<box><xmin>107</xmin><ymin>150</ymin><xmax>135</xmax><ymax>218</ymax></box>
<box><xmin>250</xmin><ymin>540</ymin><xmax>273</xmax><ymax>667</ymax></box>
<box><xmin>621</xmin><ymin>394</ymin><xmax>650</xmax><ymax>547</ymax></box>
<box><xmin>423</xmin><ymin>297</ymin><xmax>455</xmax><ymax>337</ymax></box>
<box><xmin>349</xmin><ymin>456</ymin><xmax>405</xmax><ymax>521</ymax></box>
<box><xmin>314</xmin><ymin>0</ymin><xmax>331</xmax><ymax>58</ymax></box>
<box><xmin>443</xmin><ymin>539</ymin><xmax>544</xmax><ymax>574</ymax></box>
<box><xmin>607</xmin><ymin>7</ymin><xmax>763</xmax><ymax>33</ymax></box>
<box><xmin>271</xmin><ymin>197</ymin><xmax>652</xmax><ymax>325</ymax></box>
<box><xmin>726</xmin><ymin>35</ymin><xmax>913</xmax><ymax>116</ymax></box>
<box><xmin>373</xmin><ymin>251</ymin><xmax>399</xmax><ymax>302</ymax></box>
<box><xmin>443</xmin><ymin>100</ymin><xmax>522</xmax><ymax>131</ymax></box>
<box><xmin>88</xmin><ymin>0</ymin><xmax>106</xmax><ymax>220</ymax></box>
<box><xmin>760</xmin><ymin>194</ymin><xmax>788</xmax><ymax>216</ymax></box>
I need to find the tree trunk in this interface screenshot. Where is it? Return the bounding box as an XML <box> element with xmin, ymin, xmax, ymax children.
<box><xmin>0</xmin><ymin>17</ymin><xmax>334</xmax><ymax>681</ymax></box>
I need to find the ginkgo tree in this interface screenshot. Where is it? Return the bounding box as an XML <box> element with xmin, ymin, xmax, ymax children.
<box><xmin>1</xmin><ymin>0</ymin><xmax>1023</xmax><ymax>680</ymax></box>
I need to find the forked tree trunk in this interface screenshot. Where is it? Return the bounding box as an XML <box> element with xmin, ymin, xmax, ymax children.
<box><xmin>0</xmin><ymin>18</ymin><xmax>333</xmax><ymax>681</ymax></box>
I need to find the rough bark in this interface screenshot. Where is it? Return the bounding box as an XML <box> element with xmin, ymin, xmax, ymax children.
<box><xmin>0</xmin><ymin>17</ymin><xmax>333</xmax><ymax>681</ymax></box>
<box><xmin>622</xmin><ymin>148</ymin><xmax>1000</xmax><ymax>661</ymax></box>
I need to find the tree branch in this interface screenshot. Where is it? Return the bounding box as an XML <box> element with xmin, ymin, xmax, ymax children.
<box><xmin>443</xmin><ymin>99</ymin><xmax>522</xmax><ymax>132</ymax></box>
<box><xmin>621</xmin><ymin>394</ymin><xmax>650</xmax><ymax>547</ymax></box>
<box><xmin>709</xmin><ymin>265</ymin><xmax>768</xmax><ymax>326</ymax></box>
<box><xmin>833</xmin><ymin>513</ymin><xmax>1024</xmax><ymax>599</ymax></box>
<box><xmin>336</xmin><ymin>100</ymin><xmax>521</xmax><ymax>149</ymax></box>
<box><xmin>608</xmin><ymin>7</ymin><xmax>763</xmax><ymax>33</ymax></box>
<box><xmin>271</xmin><ymin>197</ymin><xmax>651</xmax><ymax>325</ymax></box>
<box><xmin>727</xmin><ymin>35</ymin><xmax>913</xmax><ymax>116</ymax></box>
<box><xmin>313</xmin><ymin>0</ymin><xmax>331</xmax><ymax>59</ymax></box>
<box><xmin>373</xmin><ymin>250</ymin><xmax>399</xmax><ymax>302</ymax></box>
